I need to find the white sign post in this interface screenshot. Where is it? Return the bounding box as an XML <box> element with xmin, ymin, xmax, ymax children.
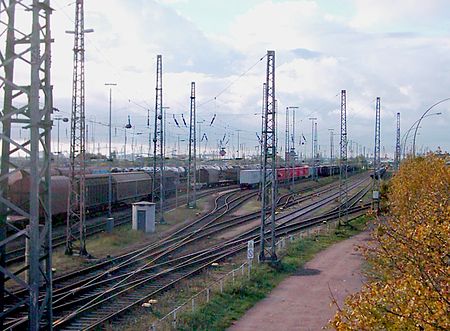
<box><xmin>247</xmin><ymin>240</ymin><xmax>254</xmax><ymax>260</ymax></box>
<box><xmin>247</xmin><ymin>240</ymin><xmax>255</xmax><ymax>276</ymax></box>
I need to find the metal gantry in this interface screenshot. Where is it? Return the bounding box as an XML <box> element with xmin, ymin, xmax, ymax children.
<box><xmin>259</xmin><ymin>50</ymin><xmax>278</xmax><ymax>263</ymax></box>
<box><xmin>339</xmin><ymin>90</ymin><xmax>348</xmax><ymax>225</ymax></box>
<box><xmin>395</xmin><ymin>112</ymin><xmax>400</xmax><ymax>170</ymax></box>
<box><xmin>372</xmin><ymin>97</ymin><xmax>381</xmax><ymax>211</ymax></box>
<box><xmin>187</xmin><ymin>82</ymin><xmax>197</xmax><ymax>208</ymax></box>
<box><xmin>0</xmin><ymin>1</ymin><xmax>53</xmax><ymax>329</ymax></box>
<box><xmin>65</xmin><ymin>0</ymin><xmax>92</xmax><ymax>256</ymax></box>
<box><xmin>152</xmin><ymin>55</ymin><xmax>165</xmax><ymax>222</ymax></box>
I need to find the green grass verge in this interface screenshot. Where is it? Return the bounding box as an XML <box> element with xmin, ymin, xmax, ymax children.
<box><xmin>177</xmin><ymin>216</ymin><xmax>369</xmax><ymax>331</ymax></box>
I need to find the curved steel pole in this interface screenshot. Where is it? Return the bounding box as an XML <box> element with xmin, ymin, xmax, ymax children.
<box><xmin>412</xmin><ymin>98</ymin><xmax>450</xmax><ymax>157</ymax></box>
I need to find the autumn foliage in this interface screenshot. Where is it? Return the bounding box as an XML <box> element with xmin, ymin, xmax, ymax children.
<box><xmin>332</xmin><ymin>155</ymin><xmax>450</xmax><ymax>330</ymax></box>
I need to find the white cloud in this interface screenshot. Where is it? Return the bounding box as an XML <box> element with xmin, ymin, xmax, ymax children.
<box><xmin>4</xmin><ymin>0</ymin><xmax>448</xmax><ymax>158</ymax></box>
<box><xmin>349</xmin><ymin>0</ymin><xmax>449</xmax><ymax>31</ymax></box>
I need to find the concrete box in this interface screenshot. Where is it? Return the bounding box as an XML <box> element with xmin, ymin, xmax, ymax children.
<box><xmin>132</xmin><ymin>201</ymin><xmax>156</xmax><ymax>233</ymax></box>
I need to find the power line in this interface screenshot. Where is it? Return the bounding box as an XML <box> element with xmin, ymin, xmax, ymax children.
<box><xmin>198</xmin><ymin>54</ymin><xmax>267</xmax><ymax>108</ymax></box>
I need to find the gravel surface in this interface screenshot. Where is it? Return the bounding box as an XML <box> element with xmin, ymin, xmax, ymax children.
<box><xmin>228</xmin><ymin>231</ymin><xmax>370</xmax><ymax>331</ymax></box>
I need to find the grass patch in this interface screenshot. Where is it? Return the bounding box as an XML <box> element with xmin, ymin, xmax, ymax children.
<box><xmin>176</xmin><ymin>216</ymin><xmax>369</xmax><ymax>331</ymax></box>
<box><xmin>51</xmin><ymin>198</ymin><xmax>210</xmax><ymax>275</ymax></box>
<box><xmin>233</xmin><ymin>198</ymin><xmax>261</xmax><ymax>215</ymax></box>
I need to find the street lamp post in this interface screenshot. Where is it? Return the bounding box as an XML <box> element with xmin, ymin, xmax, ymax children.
<box><xmin>412</xmin><ymin>98</ymin><xmax>450</xmax><ymax>157</ymax></box>
<box><xmin>124</xmin><ymin>115</ymin><xmax>132</xmax><ymax>160</ymax></box>
<box><xmin>287</xmin><ymin>106</ymin><xmax>299</xmax><ymax>189</ymax></box>
<box><xmin>53</xmin><ymin>116</ymin><xmax>69</xmax><ymax>165</ymax></box>
<box><xmin>308</xmin><ymin>117</ymin><xmax>317</xmax><ymax>180</ymax></box>
<box><xmin>105</xmin><ymin>83</ymin><xmax>117</xmax><ymax>218</ymax></box>
<box><xmin>402</xmin><ymin>112</ymin><xmax>442</xmax><ymax>158</ymax></box>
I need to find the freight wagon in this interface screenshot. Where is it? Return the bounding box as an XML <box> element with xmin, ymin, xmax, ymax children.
<box><xmin>239</xmin><ymin>166</ymin><xmax>310</xmax><ymax>189</ymax></box>
<box><xmin>9</xmin><ymin>171</ymin><xmax>153</xmax><ymax>219</ymax></box>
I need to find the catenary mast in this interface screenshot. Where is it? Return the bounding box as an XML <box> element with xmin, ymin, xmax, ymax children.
<box><xmin>259</xmin><ymin>50</ymin><xmax>278</xmax><ymax>263</ymax></box>
<box><xmin>0</xmin><ymin>1</ymin><xmax>53</xmax><ymax>329</ymax></box>
<box><xmin>339</xmin><ymin>90</ymin><xmax>348</xmax><ymax>225</ymax></box>
<box><xmin>152</xmin><ymin>55</ymin><xmax>165</xmax><ymax>223</ymax></box>
<box><xmin>66</xmin><ymin>0</ymin><xmax>93</xmax><ymax>256</ymax></box>
<box><xmin>187</xmin><ymin>82</ymin><xmax>197</xmax><ymax>208</ymax></box>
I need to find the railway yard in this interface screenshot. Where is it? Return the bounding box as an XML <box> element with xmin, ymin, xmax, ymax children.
<box><xmin>3</xmin><ymin>1</ymin><xmax>444</xmax><ymax>330</ymax></box>
<box><xmin>3</xmin><ymin>168</ymin><xmax>373</xmax><ymax>330</ymax></box>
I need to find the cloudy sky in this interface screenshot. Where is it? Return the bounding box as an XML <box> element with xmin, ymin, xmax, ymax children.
<box><xmin>48</xmin><ymin>0</ymin><xmax>449</xmax><ymax>158</ymax></box>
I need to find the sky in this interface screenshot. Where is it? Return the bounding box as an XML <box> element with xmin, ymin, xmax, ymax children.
<box><xmin>10</xmin><ymin>0</ymin><xmax>450</xmax><ymax>159</ymax></box>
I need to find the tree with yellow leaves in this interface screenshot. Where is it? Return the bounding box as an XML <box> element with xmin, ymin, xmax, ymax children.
<box><xmin>331</xmin><ymin>155</ymin><xmax>449</xmax><ymax>330</ymax></box>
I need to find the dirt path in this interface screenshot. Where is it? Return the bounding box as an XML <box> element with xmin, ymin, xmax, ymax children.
<box><xmin>228</xmin><ymin>231</ymin><xmax>371</xmax><ymax>331</ymax></box>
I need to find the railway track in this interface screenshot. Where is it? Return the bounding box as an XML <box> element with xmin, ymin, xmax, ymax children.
<box><xmin>50</xmin><ymin>175</ymin><xmax>371</xmax><ymax>330</ymax></box>
<box><xmin>3</xmin><ymin>174</ymin><xmax>369</xmax><ymax>330</ymax></box>
<box><xmin>4</xmin><ymin>185</ymin><xmax>239</xmax><ymax>265</ymax></box>
<box><xmin>2</xmin><ymin>188</ymin><xmax>257</xmax><ymax>329</ymax></box>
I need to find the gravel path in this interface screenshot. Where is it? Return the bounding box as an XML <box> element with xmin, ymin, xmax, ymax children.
<box><xmin>228</xmin><ymin>231</ymin><xmax>370</xmax><ymax>331</ymax></box>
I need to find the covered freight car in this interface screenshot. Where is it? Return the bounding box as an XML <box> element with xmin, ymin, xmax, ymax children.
<box><xmin>112</xmin><ymin>172</ymin><xmax>152</xmax><ymax>202</ymax></box>
<box><xmin>197</xmin><ymin>168</ymin><xmax>220</xmax><ymax>187</ymax></box>
<box><xmin>221</xmin><ymin>166</ymin><xmax>240</xmax><ymax>183</ymax></box>
<box><xmin>240</xmin><ymin>169</ymin><xmax>262</xmax><ymax>189</ymax></box>
<box><xmin>8</xmin><ymin>171</ymin><xmax>70</xmax><ymax>217</ymax></box>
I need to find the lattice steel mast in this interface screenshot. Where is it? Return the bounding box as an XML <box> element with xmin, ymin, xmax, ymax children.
<box><xmin>288</xmin><ymin>106</ymin><xmax>299</xmax><ymax>188</ymax></box>
<box><xmin>338</xmin><ymin>90</ymin><xmax>348</xmax><ymax>225</ymax></box>
<box><xmin>259</xmin><ymin>50</ymin><xmax>277</xmax><ymax>263</ymax></box>
<box><xmin>395</xmin><ymin>112</ymin><xmax>400</xmax><ymax>171</ymax></box>
<box><xmin>65</xmin><ymin>0</ymin><xmax>92</xmax><ymax>256</ymax></box>
<box><xmin>284</xmin><ymin>107</ymin><xmax>290</xmax><ymax>185</ymax></box>
<box><xmin>372</xmin><ymin>97</ymin><xmax>381</xmax><ymax>211</ymax></box>
<box><xmin>0</xmin><ymin>1</ymin><xmax>53</xmax><ymax>329</ymax></box>
<box><xmin>152</xmin><ymin>55</ymin><xmax>165</xmax><ymax>223</ymax></box>
<box><xmin>258</xmin><ymin>83</ymin><xmax>266</xmax><ymax>200</ymax></box>
<box><xmin>187</xmin><ymin>82</ymin><xmax>197</xmax><ymax>208</ymax></box>
<box><xmin>329</xmin><ymin>128</ymin><xmax>334</xmax><ymax>161</ymax></box>
<box><xmin>308</xmin><ymin>117</ymin><xmax>317</xmax><ymax>180</ymax></box>
<box><xmin>314</xmin><ymin>122</ymin><xmax>319</xmax><ymax>178</ymax></box>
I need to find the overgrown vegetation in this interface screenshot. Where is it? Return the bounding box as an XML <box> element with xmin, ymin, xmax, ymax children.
<box><xmin>332</xmin><ymin>155</ymin><xmax>450</xmax><ymax>330</ymax></box>
<box><xmin>177</xmin><ymin>216</ymin><xmax>369</xmax><ymax>331</ymax></box>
